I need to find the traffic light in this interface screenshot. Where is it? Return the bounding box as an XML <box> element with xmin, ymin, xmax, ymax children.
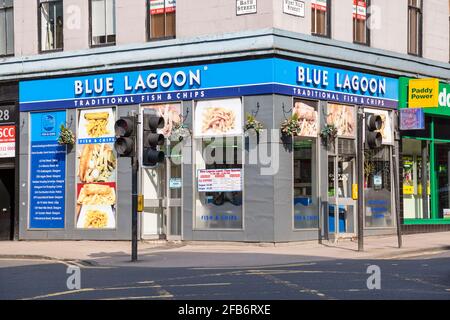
<box><xmin>114</xmin><ymin>116</ymin><xmax>136</xmax><ymax>157</ymax></box>
<box><xmin>142</xmin><ymin>110</ymin><xmax>166</xmax><ymax>167</ymax></box>
<box><xmin>365</xmin><ymin>113</ymin><xmax>383</xmax><ymax>149</ymax></box>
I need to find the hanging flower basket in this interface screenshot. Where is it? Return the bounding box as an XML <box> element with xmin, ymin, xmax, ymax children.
<box><xmin>57</xmin><ymin>124</ymin><xmax>75</xmax><ymax>146</ymax></box>
<box><xmin>244</xmin><ymin>113</ymin><xmax>264</xmax><ymax>136</ymax></box>
<box><xmin>170</xmin><ymin>123</ymin><xmax>191</xmax><ymax>142</ymax></box>
<box><xmin>319</xmin><ymin>124</ymin><xmax>338</xmax><ymax>147</ymax></box>
<box><xmin>280</xmin><ymin>113</ymin><xmax>303</xmax><ymax>137</ymax></box>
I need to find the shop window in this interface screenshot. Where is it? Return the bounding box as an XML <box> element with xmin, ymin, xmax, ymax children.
<box><xmin>294</xmin><ymin>138</ymin><xmax>319</xmax><ymax>229</ymax></box>
<box><xmin>401</xmin><ymin>138</ymin><xmax>430</xmax><ymax>220</ymax></box>
<box><xmin>292</xmin><ymin>99</ymin><xmax>319</xmax><ymax>229</ymax></box>
<box><xmin>311</xmin><ymin>0</ymin><xmax>330</xmax><ymax>37</ymax></box>
<box><xmin>39</xmin><ymin>0</ymin><xmax>63</xmax><ymax>52</ymax></box>
<box><xmin>90</xmin><ymin>0</ymin><xmax>116</xmax><ymax>46</ymax></box>
<box><xmin>194</xmin><ymin>98</ymin><xmax>243</xmax><ymax>230</ymax></box>
<box><xmin>148</xmin><ymin>0</ymin><xmax>176</xmax><ymax>40</ymax></box>
<box><xmin>0</xmin><ymin>0</ymin><xmax>14</xmax><ymax>56</ymax></box>
<box><xmin>433</xmin><ymin>117</ymin><xmax>450</xmax><ymax>141</ymax></box>
<box><xmin>353</xmin><ymin>0</ymin><xmax>369</xmax><ymax>45</ymax></box>
<box><xmin>408</xmin><ymin>0</ymin><xmax>422</xmax><ymax>56</ymax></box>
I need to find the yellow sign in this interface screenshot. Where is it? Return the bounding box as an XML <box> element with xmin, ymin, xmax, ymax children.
<box><xmin>137</xmin><ymin>194</ymin><xmax>144</xmax><ymax>212</ymax></box>
<box><xmin>352</xmin><ymin>184</ymin><xmax>358</xmax><ymax>200</ymax></box>
<box><xmin>408</xmin><ymin>78</ymin><xmax>440</xmax><ymax>108</ymax></box>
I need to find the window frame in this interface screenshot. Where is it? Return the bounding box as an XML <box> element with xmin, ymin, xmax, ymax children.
<box><xmin>146</xmin><ymin>0</ymin><xmax>177</xmax><ymax>42</ymax></box>
<box><xmin>0</xmin><ymin>0</ymin><xmax>14</xmax><ymax>57</ymax></box>
<box><xmin>37</xmin><ymin>0</ymin><xmax>64</xmax><ymax>54</ymax></box>
<box><xmin>89</xmin><ymin>0</ymin><xmax>116</xmax><ymax>48</ymax></box>
<box><xmin>311</xmin><ymin>0</ymin><xmax>332</xmax><ymax>39</ymax></box>
<box><xmin>407</xmin><ymin>0</ymin><xmax>423</xmax><ymax>57</ymax></box>
<box><xmin>353</xmin><ymin>0</ymin><xmax>371</xmax><ymax>46</ymax></box>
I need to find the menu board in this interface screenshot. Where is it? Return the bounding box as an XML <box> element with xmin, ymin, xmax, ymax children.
<box><xmin>29</xmin><ymin>111</ymin><xmax>66</xmax><ymax>229</ymax></box>
<box><xmin>75</xmin><ymin>108</ymin><xmax>117</xmax><ymax>229</ymax></box>
<box><xmin>194</xmin><ymin>98</ymin><xmax>242</xmax><ymax>138</ymax></box>
<box><xmin>198</xmin><ymin>169</ymin><xmax>242</xmax><ymax>192</ymax></box>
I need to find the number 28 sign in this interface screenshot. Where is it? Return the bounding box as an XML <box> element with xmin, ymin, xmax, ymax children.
<box><xmin>0</xmin><ymin>125</ymin><xmax>15</xmax><ymax>158</ymax></box>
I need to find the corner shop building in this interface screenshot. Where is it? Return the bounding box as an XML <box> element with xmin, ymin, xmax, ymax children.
<box><xmin>18</xmin><ymin>56</ymin><xmax>400</xmax><ymax>241</ymax></box>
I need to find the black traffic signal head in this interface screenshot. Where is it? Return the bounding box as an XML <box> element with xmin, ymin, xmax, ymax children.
<box><xmin>114</xmin><ymin>116</ymin><xmax>136</xmax><ymax>157</ymax></box>
<box><xmin>366</xmin><ymin>114</ymin><xmax>383</xmax><ymax>149</ymax></box>
<box><xmin>142</xmin><ymin>110</ymin><xmax>166</xmax><ymax>167</ymax></box>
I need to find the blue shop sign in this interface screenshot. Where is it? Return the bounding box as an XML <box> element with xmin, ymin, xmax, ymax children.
<box><xmin>19</xmin><ymin>58</ymin><xmax>398</xmax><ymax>111</ymax></box>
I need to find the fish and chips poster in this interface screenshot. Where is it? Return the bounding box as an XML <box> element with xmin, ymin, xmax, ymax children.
<box><xmin>194</xmin><ymin>98</ymin><xmax>243</xmax><ymax>138</ymax></box>
<box><xmin>75</xmin><ymin>108</ymin><xmax>117</xmax><ymax>229</ymax></box>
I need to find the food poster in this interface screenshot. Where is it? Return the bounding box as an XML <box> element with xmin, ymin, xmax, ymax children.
<box><xmin>402</xmin><ymin>156</ymin><xmax>414</xmax><ymax>195</ymax></box>
<box><xmin>75</xmin><ymin>108</ymin><xmax>117</xmax><ymax>229</ymax></box>
<box><xmin>293</xmin><ymin>100</ymin><xmax>318</xmax><ymax>137</ymax></box>
<box><xmin>194</xmin><ymin>98</ymin><xmax>242</xmax><ymax>138</ymax></box>
<box><xmin>364</xmin><ymin>108</ymin><xmax>393</xmax><ymax>145</ymax></box>
<box><xmin>327</xmin><ymin>104</ymin><xmax>356</xmax><ymax>138</ymax></box>
<box><xmin>143</xmin><ymin>103</ymin><xmax>182</xmax><ymax>138</ymax></box>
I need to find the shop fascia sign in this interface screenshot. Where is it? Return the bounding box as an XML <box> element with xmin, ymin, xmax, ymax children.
<box><xmin>73</xmin><ymin>69</ymin><xmax>202</xmax><ymax>96</ymax></box>
<box><xmin>408</xmin><ymin>78</ymin><xmax>450</xmax><ymax>108</ymax></box>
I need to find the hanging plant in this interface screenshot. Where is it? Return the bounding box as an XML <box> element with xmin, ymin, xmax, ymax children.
<box><xmin>319</xmin><ymin>124</ymin><xmax>338</xmax><ymax>146</ymax></box>
<box><xmin>57</xmin><ymin>124</ymin><xmax>75</xmax><ymax>146</ymax></box>
<box><xmin>170</xmin><ymin>122</ymin><xmax>191</xmax><ymax>142</ymax></box>
<box><xmin>244</xmin><ymin>113</ymin><xmax>264</xmax><ymax>135</ymax></box>
<box><xmin>280</xmin><ymin>113</ymin><xmax>302</xmax><ymax>137</ymax></box>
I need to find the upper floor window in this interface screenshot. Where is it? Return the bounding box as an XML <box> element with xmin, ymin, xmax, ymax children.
<box><xmin>39</xmin><ymin>0</ymin><xmax>63</xmax><ymax>52</ymax></box>
<box><xmin>0</xmin><ymin>0</ymin><xmax>14</xmax><ymax>56</ymax></box>
<box><xmin>311</xmin><ymin>0</ymin><xmax>330</xmax><ymax>37</ymax></box>
<box><xmin>353</xmin><ymin>0</ymin><xmax>370</xmax><ymax>45</ymax></box>
<box><xmin>408</xmin><ymin>0</ymin><xmax>422</xmax><ymax>56</ymax></box>
<box><xmin>90</xmin><ymin>0</ymin><xmax>116</xmax><ymax>46</ymax></box>
<box><xmin>148</xmin><ymin>0</ymin><xmax>176</xmax><ymax>40</ymax></box>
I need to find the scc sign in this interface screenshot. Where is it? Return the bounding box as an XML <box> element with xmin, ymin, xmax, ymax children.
<box><xmin>0</xmin><ymin>125</ymin><xmax>15</xmax><ymax>158</ymax></box>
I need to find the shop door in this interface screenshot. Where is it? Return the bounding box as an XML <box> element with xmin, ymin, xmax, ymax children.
<box><xmin>327</xmin><ymin>154</ymin><xmax>357</xmax><ymax>237</ymax></box>
<box><xmin>0</xmin><ymin>169</ymin><xmax>14</xmax><ymax>240</ymax></box>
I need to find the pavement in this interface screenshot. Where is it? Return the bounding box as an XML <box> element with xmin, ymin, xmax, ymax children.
<box><xmin>1</xmin><ymin>232</ymin><xmax>450</xmax><ymax>268</ymax></box>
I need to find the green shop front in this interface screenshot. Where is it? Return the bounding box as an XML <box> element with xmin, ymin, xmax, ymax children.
<box><xmin>399</xmin><ymin>77</ymin><xmax>450</xmax><ymax>232</ymax></box>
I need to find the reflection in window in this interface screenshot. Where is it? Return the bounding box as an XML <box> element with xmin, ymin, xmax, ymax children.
<box><xmin>39</xmin><ymin>0</ymin><xmax>63</xmax><ymax>52</ymax></box>
<box><xmin>148</xmin><ymin>0</ymin><xmax>176</xmax><ymax>40</ymax></box>
<box><xmin>0</xmin><ymin>0</ymin><xmax>14</xmax><ymax>56</ymax></box>
<box><xmin>294</xmin><ymin>138</ymin><xmax>318</xmax><ymax>229</ymax></box>
<box><xmin>195</xmin><ymin>136</ymin><xmax>243</xmax><ymax>229</ymax></box>
<box><xmin>91</xmin><ymin>0</ymin><xmax>116</xmax><ymax>46</ymax></box>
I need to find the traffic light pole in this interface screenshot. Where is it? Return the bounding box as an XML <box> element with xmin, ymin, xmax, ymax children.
<box><xmin>131</xmin><ymin>114</ymin><xmax>139</xmax><ymax>262</ymax></box>
<box><xmin>357</xmin><ymin>109</ymin><xmax>364</xmax><ymax>252</ymax></box>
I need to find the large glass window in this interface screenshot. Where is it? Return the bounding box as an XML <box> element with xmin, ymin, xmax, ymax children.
<box><xmin>435</xmin><ymin>142</ymin><xmax>450</xmax><ymax>219</ymax></box>
<box><xmin>353</xmin><ymin>0</ymin><xmax>369</xmax><ymax>45</ymax></box>
<box><xmin>0</xmin><ymin>0</ymin><xmax>14</xmax><ymax>56</ymax></box>
<box><xmin>194</xmin><ymin>98</ymin><xmax>243</xmax><ymax>230</ymax></box>
<box><xmin>90</xmin><ymin>0</ymin><xmax>116</xmax><ymax>46</ymax></box>
<box><xmin>408</xmin><ymin>0</ymin><xmax>422</xmax><ymax>56</ymax></box>
<box><xmin>311</xmin><ymin>0</ymin><xmax>330</xmax><ymax>37</ymax></box>
<box><xmin>294</xmin><ymin>138</ymin><xmax>318</xmax><ymax>229</ymax></box>
<box><xmin>148</xmin><ymin>0</ymin><xmax>176</xmax><ymax>40</ymax></box>
<box><xmin>39</xmin><ymin>0</ymin><xmax>63</xmax><ymax>52</ymax></box>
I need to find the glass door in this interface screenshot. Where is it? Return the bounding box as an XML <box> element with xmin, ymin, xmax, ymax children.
<box><xmin>435</xmin><ymin>142</ymin><xmax>450</xmax><ymax>219</ymax></box>
<box><xmin>328</xmin><ymin>153</ymin><xmax>357</xmax><ymax>236</ymax></box>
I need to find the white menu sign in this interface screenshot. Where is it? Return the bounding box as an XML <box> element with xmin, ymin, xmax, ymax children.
<box><xmin>236</xmin><ymin>0</ymin><xmax>257</xmax><ymax>15</ymax></box>
<box><xmin>283</xmin><ymin>0</ymin><xmax>305</xmax><ymax>17</ymax></box>
<box><xmin>198</xmin><ymin>169</ymin><xmax>242</xmax><ymax>192</ymax></box>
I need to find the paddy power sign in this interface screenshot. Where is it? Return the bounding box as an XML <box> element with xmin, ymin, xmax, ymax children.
<box><xmin>408</xmin><ymin>78</ymin><xmax>440</xmax><ymax>108</ymax></box>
